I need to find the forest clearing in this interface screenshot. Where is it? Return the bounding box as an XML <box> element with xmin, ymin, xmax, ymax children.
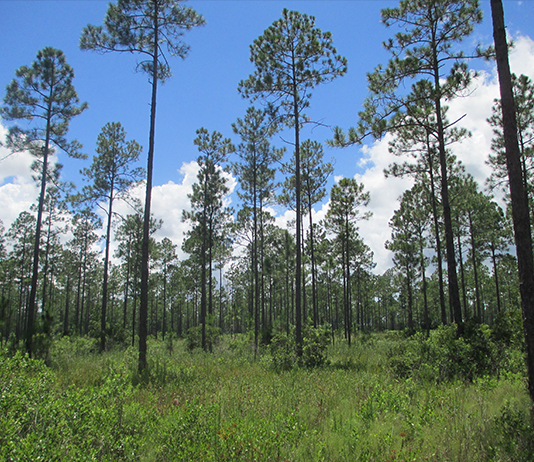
<box><xmin>2</xmin><ymin>1</ymin><xmax>534</xmax><ymax>459</ymax></box>
<box><xmin>1</xmin><ymin>322</ymin><xmax>532</xmax><ymax>461</ymax></box>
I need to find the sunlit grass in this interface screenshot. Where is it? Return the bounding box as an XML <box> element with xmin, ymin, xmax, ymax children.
<box><xmin>1</xmin><ymin>332</ymin><xmax>533</xmax><ymax>461</ymax></box>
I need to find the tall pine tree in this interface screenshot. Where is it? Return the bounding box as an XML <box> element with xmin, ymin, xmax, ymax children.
<box><xmin>81</xmin><ymin>0</ymin><xmax>205</xmax><ymax>372</ymax></box>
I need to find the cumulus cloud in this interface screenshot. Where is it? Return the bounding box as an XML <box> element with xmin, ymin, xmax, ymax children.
<box><xmin>342</xmin><ymin>35</ymin><xmax>534</xmax><ymax>274</ymax></box>
<box><xmin>2</xmin><ymin>36</ymin><xmax>534</xmax><ymax>276</ymax></box>
<box><xmin>353</xmin><ymin>137</ymin><xmax>414</xmax><ymax>273</ymax></box>
<box><xmin>0</xmin><ymin>121</ymin><xmax>54</xmax><ymax>231</ymax></box>
<box><xmin>103</xmin><ymin>159</ymin><xmax>237</xmax><ymax>263</ymax></box>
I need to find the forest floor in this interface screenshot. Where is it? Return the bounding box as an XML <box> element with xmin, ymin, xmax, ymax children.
<box><xmin>1</xmin><ymin>330</ymin><xmax>533</xmax><ymax>461</ymax></box>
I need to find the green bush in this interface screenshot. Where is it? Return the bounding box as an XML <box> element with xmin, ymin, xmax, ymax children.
<box><xmin>269</xmin><ymin>325</ymin><xmax>331</xmax><ymax>371</ymax></box>
<box><xmin>270</xmin><ymin>330</ymin><xmax>296</xmax><ymax>371</ymax></box>
<box><xmin>493</xmin><ymin>399</ymin><xmax>534</xmax><ymax>461</ymax></box>
<box><xmin>302</xmin><ymin>324</ymin><xmax>331</xmax><ymax>368</ymax></box>
<box><xmin>0</xmin><ymin>350</ymin><xmax>143</xmax><ymax>460</ymax></box>
<box><xmin>185</xmin><ymin>324</ymin><xmax>221</xmax><ymax>352</ymax></box>
<box><xmin>387</xmin><ymin>321</ymin><xmax>519</xmax><ymax>383</ymax></box>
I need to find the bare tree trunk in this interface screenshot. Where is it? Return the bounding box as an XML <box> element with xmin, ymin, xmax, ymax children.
<box><xmin>139</xmin><ymin>2</ymin><xmax>159</xmax><ymax>374</ymax></box>
<box><xmin>491</xmin><ymin>0</ymin><xmax>534</xmax><ymax>403</ymax></box>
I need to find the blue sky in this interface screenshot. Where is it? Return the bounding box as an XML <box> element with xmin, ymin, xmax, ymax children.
<box><xmin>1</xmin><ymin>0</ymin><xmax>534</xmax><ymax>273</ymax></box>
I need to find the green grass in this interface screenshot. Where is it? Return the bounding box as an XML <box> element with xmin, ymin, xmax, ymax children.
<box><xmin>1</xmin><ymin>332</ymin><xmax>533</xmax><ymax>461</ymax></box>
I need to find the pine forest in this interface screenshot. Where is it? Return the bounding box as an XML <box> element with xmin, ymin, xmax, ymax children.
<box><xmin>1</xmin><ymin>0</ymin><xmax>534</xmax><ymax>460</ymax></box>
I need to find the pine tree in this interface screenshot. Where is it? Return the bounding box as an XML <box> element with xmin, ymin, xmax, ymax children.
<box><xmin>79</xmin><ymin>122</ymin><xmax>144</xmax><ymax>352</ymax></box>
<box><xmin>239</xmin><ymin>9</ymin><xmax>347</xmax><ymax>354</ymax></box>
<box><xmin>232</xmin><ymin>107</ymin><xmax>283</xmax><ymax>352</ymax></box>
<box><xmin>1</xmin><ymin>47</ymin><xmax>87</xmax><ymax>355</ymax></box>
<box><xmin>280</xmin><ymin>140</ymin><xmax>333</xmax><ymax>327</ymax></box>
<box><xmin>325</xmin><ymin>178</ymin><xmax>372</xmax><ymax>345</ymax></box>
<box><xmin>333</xmin><ymin>0</ymin><xmax>489</xmax><ymax>334</ymax></box>
<box><xmin>81</xmin><ymin>0</ymin><xmax>205</xmax><ymax>372</ymax></box>
<box><xmin>182</xmin><ymin>128</ymin><xmax>234</xmax><ymax>351</ymax></box>
<box><xmin>490</xmin><ymin>0</ymin><xmax>534</xmax><ymax>403</ymax></box>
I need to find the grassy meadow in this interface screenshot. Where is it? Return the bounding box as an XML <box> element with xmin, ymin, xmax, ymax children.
<box><xmin>1</xmin><ymin>325</ymin><xmax>533</xmax><ymax>461</ymax></box>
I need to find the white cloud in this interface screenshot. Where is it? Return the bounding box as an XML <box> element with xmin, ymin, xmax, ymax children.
<box><xmin>105</xmin><ymin>160</ymin><xmax>200</xmax><ymax>262</ymax></box>
<box><xmin>106</xmin><ymin>159</ymin><xmax>238</xmax><ymax>263</ymax></box>
<box><xmin>0</xmin><ymin>121</ymin><xmax>55</xmax><ymax>231</ymax></box>
<box><xmin>345</xmin><ymin>35</ymin><xmax>534</xmax><ymax>275</ymax></box>
<box><xmin>510</xmin><ymin>35</ymin><xmax>534</xmax><ymax>77</ymax></box>
<box><xmin>353</xmin><ymin>137</ymin><xmax>414</xmax><ymax>274</ymax></box>
<box><xmin>2</xmin><ymin>36</ymin><xmax>534</xmax><ymax>277</ymax></box>
<box><xmin>232</xmin><ymin>33</ymin><xmax>534</xmax><ymax>276</ymax></box>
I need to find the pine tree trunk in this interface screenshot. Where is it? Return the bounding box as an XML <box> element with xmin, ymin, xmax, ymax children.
<box><xmin>293</xmin><ymin>80</ymin><xmax>303</xmax><ymax>357</ymax></box>
<box><xmin>139</xmin><ymin>3</ymin><xmax>159</xmax><ymax>374</ymax></box>
<box><xmin>101</xmin><ymin>186</ymin><xmax>114</xmax><ymax>353</ymax></box>
<box><xmin>26</xmin><ymin>109</ymin><xmax>52</xmax><ymax>356</ymax></box>
<box><xmin>491</xmin><ymin>0</ymin><xmax>534</xmax><ymax>403</ymax></box>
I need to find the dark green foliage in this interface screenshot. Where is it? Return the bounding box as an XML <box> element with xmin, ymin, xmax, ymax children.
<box><xmin>185</xmin><ymin>324</ymin><xmax>221</xmax><ymax>352</ymax></box>
<box><xmin>388</xmin><ymin>319</ymin><xmax>525</xmax><ymax>382</ymax></box>
<box><xmin>493</xmin><ymin>399</ymin><xmax>534</xmax><ymax>461</ymax></box>
<box><xmin>270</xmin><ymin>330</ymin><xmax>296</xmax><ymax>371</ymax></box>
<box><xmin>302</xmin><ymin>324</ymin><xmax>331</xmax><ymax>368</ymax></box>
<box><xmin>492</xmin><ymin>308</ymin><xmax>525</xmax><ymax>347</ymax></box>
<box><xmin>270</xmin><ymin>324</ymin><xmax>331</xmax><ymax>371</ymax></box>
<box><xmin>259</xmin><ymin>324</ymin><xmax>273</xmax><ymax>346</ymax></box>
<box><xmin>0</xmin><ymin>351</ymin><xmax>144</xmax><ymax>460</ymax></box>
<box><xmin>32</xmin><ymin>308</ymin><xmax>53</xmax><ymax>363</ymax></box>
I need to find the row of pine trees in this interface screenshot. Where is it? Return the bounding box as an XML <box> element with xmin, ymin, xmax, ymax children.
<box><xmin>1</xmin><ymin>0</ymin><xmax>534</xmax><ymax>400</ymax></box>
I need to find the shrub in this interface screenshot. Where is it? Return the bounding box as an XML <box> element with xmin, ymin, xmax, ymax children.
<box><xmin>49</xmin><ymin>336</ymin><xmax>98</xmax><ymax>368</ymax></box>
<box><xmin>269</xmin><ymin>325</ymin><xmax>331</xmax><ymax>371</ymax></box>
<box><xmin>493</xmin><ymin>399</ymin><xmax>534</xmax><ymax>461</ymax></box>
<box><xmin>388</xmin><ymin>322</ymin><xmax>507</xmax><ymax>382</ymax></box>
<box><xmin>302</xmin><ymin>324</ymin><xmax>331</xmax><ymax>368</ymax></box>
<box><xmin>270</xmin><ymin>330</ymin><xmax>295</xmax><ymax>371</ymax></box>
<box><xmin>185</xmin><ymin>324</ymin><xmax>220</xmax><ymax>352</ymax></box>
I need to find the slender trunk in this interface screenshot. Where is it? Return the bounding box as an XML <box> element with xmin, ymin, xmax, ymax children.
<box><xmin>419</xmin><ymin>237</ymin><xmax>430</xmax><ymax>336</ymax></box>
<box><xmin>162</xmin><ymin>267</ymin><xmax>167</xmax><ymax>341</ymax></box>
<box><xmin>292</xmin><ymin>78</ymin><xmax>302</xmax><ymax>356</ymax></box>
<box><xmin>139</xmin><ymin>3</ymin><xmax>159</xmax><ymax>373</ymax></box>
<box><xmin>300</xmin><ymin>216</ymin><xmax>308</xmax><ymax>327</ymax></box>
<box><xmin>123</xmin><ymin>242</ymin><xmax>131</xmax><ymax>330</ymax></box>
<box><xmin>457</xmin><ymin>234</ymin><xmax>468</xmax><ymax>318</ymax></box>
<box><xmin>341</xmin><ymin>236</ymin><xmax>349</xmax><ymax>341</ymax></box>
<box><xmin>406</xmin><ymin>264</ymin><xmax>414</xmax><ymax>334</ymax></box>
<box><xmin>431</xmin><ymin>43</ymin><xmax>462</xmax><ymax>333</ymax></box>
<box><xmin>253</xmin><ymin>164</ymin><xmax>259</xmax><ymax>353</ymax></box>
<box><xmin>208</xmin><ymin>222</ymin><xmax>213</xmax><ymax>318</ymax></box>
<box><xmin>132</xmin><ymin>287</ymin><xmax>137</xmax><ymax>347</ymax></box>
<box><xmin>79</xmin><ymin>237</ymin><xmax>88</xmax><ymax>336</ymax></box>
<box><xmin>219</xmin><ymin>265</ymin><xmax>223</xmax><ymax>331</ymax></box>
<box><xmin>26</xmin><ymin>93</ymin><xmax>53</xmax><ymax>355</ymax></box>
<box><xmin>468</xmin><ymin>211</ymin><xmax>482</xmax><ymax>321</ymax></box>
<box><xmin>101</xmin><ymin>185</ymin><xmax>114</xmax><ymax>352</ymax></box>
<box><xmin>345</xmin><ymin>217</ymin><xmax>351</xmax><ymax>346</ymax></box>
<box><xmin>308</xmin><ymin>199</ymin><xmax>318</xmax><ymax>328</ymax></box>
<box><xmin>491</xmin><ymin>242</ymin><xmax>502</xmax><ymax>313</ymax></box>
<box><xmin>63</xmin><ymin>275</ymin><xmax>70</xmax><ymax>336</ymax></box>
<box><xmin>491</xmin><ymin>0</ymin><xmax>534</xmax><ymax>402</ymax></box>
<box><xmin>426</xmin><ymin>138</ymin><xmax>447</xmax><ymax>324</ymax></box>
<box><xmin>285</xmin><ymin>231</ymin><xmax>290</xmax><ymax>335</ymax></box>
<box><xmin>260</xmin><ymin>198</ymin><xmax>266</xmax><ymax>331</ymax></box>
<box><xmin>200</xmin><ymin>207</ymin><xmax>208</xmax><ymax>351</ymax></box>
<box><xmin>41</xmin><ymin>216</ymin><xmax>52</xmax><ymax>313</ymax></box>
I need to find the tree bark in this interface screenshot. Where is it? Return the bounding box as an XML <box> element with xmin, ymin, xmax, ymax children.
<box><xmin>139</xmin><ymin>2</ymin><xmax>159</xmax><ymax>374</ymax></box>
<box><xmin>491</xmin><ymin>0</ymin><xmax>534</xmax><ymax>402</ymax></box>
